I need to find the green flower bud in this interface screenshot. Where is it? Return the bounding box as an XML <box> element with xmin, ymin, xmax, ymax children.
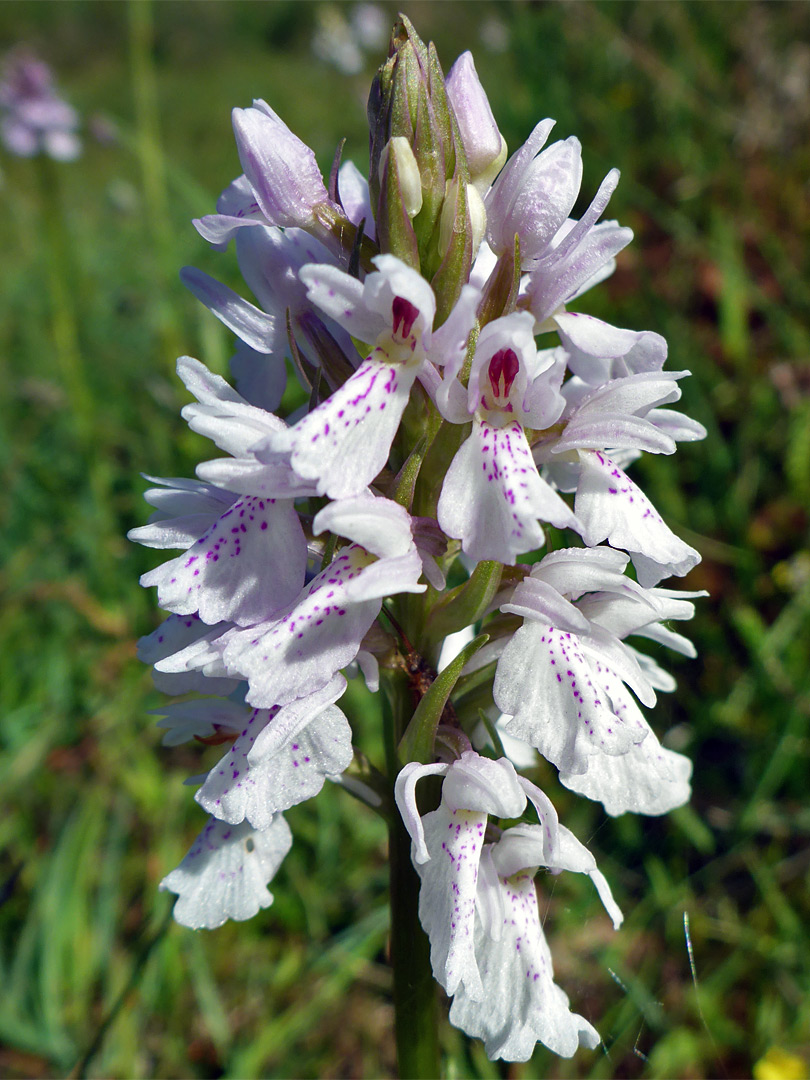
<box><xmin>380</xmin><ymin>137</ymin><xmax>423</xmax><ymax>218</ymax></box>
<box><xmin>367</xmin><ymin>14</ymin><xmax>470</xmax><ymax>290</ymax></box>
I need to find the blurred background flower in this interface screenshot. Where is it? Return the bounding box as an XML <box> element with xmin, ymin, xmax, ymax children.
<box><xmin>0</xmin><ymin>47</ymin><xmax>80</xmax><ymax>160</ymax></box>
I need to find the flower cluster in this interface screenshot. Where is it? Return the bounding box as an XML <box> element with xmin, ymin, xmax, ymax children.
<box><xmin>0</xmin><ymin>49</ymin><xmax>81</xmax><ymax>161</ymax></box>
<box><xmin>131</xmin><ymin>18</ymin><xmax>705</xmax><ymax>1064</ymax></box>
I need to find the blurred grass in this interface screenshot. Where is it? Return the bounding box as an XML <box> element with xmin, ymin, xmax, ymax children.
<box><xmin>1</xmin><ymin>1</ymin><xmax>809</xmax><ymax>1077</ymax></box>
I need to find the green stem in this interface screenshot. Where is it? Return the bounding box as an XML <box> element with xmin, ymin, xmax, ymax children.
<box><xmin>383</xmin><ymin>669</ymin><xmax>441</xmax><ymax>1079</ymax></box>
<box><xmin>128</xmin><ymin>0</ymin><xmax>183</xmax><ymax>369</ymax></box>
<box><xmin>37</xmin><ymin>155</ymin><xmax>92</xmax><ymax>441</ymax></box>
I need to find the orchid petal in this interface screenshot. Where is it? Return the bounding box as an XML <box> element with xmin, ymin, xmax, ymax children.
<box><xmin>269</xmin><ymin>358</ymin><xmax>419</xmax><ymax>499</ymax></box>
<box><xmin>196</xmin><ymin>697</ymin><xmax>353</xmax><ymax>829</ymax></box>
<box><xmin>494</xmin><ymin>622</ymin><xmax>646</xmax><ymax>776</ymax></box>
<box><xmin>299</xmin><ymin>262</ymin><xmax>384</xmax><ymax>344</ymax></box>
<box><xmin>438</xmin><ymin>419</ymin><xmax>577</xmax><ymax>565</ymax></box>
<box><xmin>449</xmin><ymin>866</ymin><xmax>599</xmax><ymax>1060</ymax></box>
<box><xmin>313</xmin><ymin>494</ymin><xmax>416</xmax><ymax>559</ymax></box>
<box><xmin>416</xmin><ymin>801</ymin><xmax>488</xmax><ymax>999</ymax></box>
<box><xmin>180</xmin><ymin>267</ymin><xmax>279</xmax><ymax>353</ymax></box>
<box><xmin>140</xmin><ymin>496</ymin><xmax>306</xmax><ymax>626</ymax></box>
<box><xmin>160</xmin><ymin>815</ymin><xmax>291</xmax><ymax>929</ymax></box>
<box><xmin>575</xmin><ymin>451</ymin><xmax>700</xmax><ymax>585</ymax></box>
<box><xmin>394</xmin><ymin>760</ymin><xmax>448</xmax><ymax>864</ymax></box>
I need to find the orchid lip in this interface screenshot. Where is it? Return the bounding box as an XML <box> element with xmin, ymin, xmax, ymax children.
<box><xmin>487</xmin><ymin>347</ymin><xmax>520</xmax><ymax>403</ymax></box>
<box><xmin>392</xmin><ymin>296</ymin><xmax>420</xmax><ymax>341</ymax></box>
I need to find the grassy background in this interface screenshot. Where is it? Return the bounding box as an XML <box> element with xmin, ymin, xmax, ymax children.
<box><xmin>1</xmin><ymin>1</ymin><xmax>809</xmax><ymax>1077</ymax></box>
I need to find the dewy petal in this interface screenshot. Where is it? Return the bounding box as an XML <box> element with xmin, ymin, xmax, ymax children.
<box><xmin>438</xmin><ymin>419</ymin><xmax>578</xmax><ymax>565</ymax></box>
<box><xmin>152</xmin><ymin>618</ymin><xmax>234</xmax><ymax>686</ymax></box>
<box><xmin>561</xmin><ymin>700</ymin><xmax>693</xmax><ymax>818</ymax></box>
<box><xmin>575</xmin><ymin>451</ymin><xmax>700</xmax><ymax>585</ymax></box>
<box><xmin>354</xmin><ymin>648</ymin><xmax>380</xmax><ymax>692</ymax></box>
<box><xmin>216</xmin><ymin>173</ymin><xmax>260</xmax><ymax>216</ymax></box>
<box><xmin>196</xmin><ymin>449</ymin><xmax>319</xmax><ymax>502</ymax></box>
<box><xmin>331</xmin><ymin>547</ymin><xmax>425</xmax><ymax>602</ymax></box>
<box><xmin>193</xmin><ymin>175</ymin><xmax>265</xmax><ymax>248</ymax></box>
<box><xmin>520</xmin><ymin>348</ymin><xmax>567</xmax><ymax>430</ymax></box>
<box><xmin>194</xmin><ymin>210</ymin><xmax>266</xmax><ymax>249</ymax></box>
<box><xmin>555</xmin><ymin>312</ymin><xmax>667</xmax><ymax>383</ymax></box>
<box><xmin>128</xmin><ymin>477</ymin><xmax>234</xmax><ymax>550</ymax></box>
<box><xmin>248</xmin><ymin>673</ymin><xmax>347</xmax><ymax>758</ymax></box>
<box><xmin>506</xmin><ymin>137</ymin><xmax>583</xmax><ymax>262</ymax></box>
<box><xmin>474</xmin><ymin>846</ymin><xmax>506</xmax><ymax>941</ymax></box>
<box><xmin>501</xmin><ymin>575</ymin><xmax>592</xmax><ymax>634</ymax></box>
<box><xmin>525</xmin><ymin>545</ymin><xmax>632</xmax><ymax>602</ymax></box>
<box><xmin>516</xmin><ymin>777</ymin><xmax>561</xmax><ymax>864</ymax></box>
<box><xmin>485</xmin><ymin>118</ymin><xmax>556</xmax><ymax>255</ymax></box>
<box><xmin>445</xmin><ymin>51</ymin><xmax>507</xmax><ymax>191</ymax></box>
<box><xmin>138</xmin><ymin>612</ymin><xmax>229</xmax><ymax>668</ymax></box>
<box><xmin>563</xmin><ymin>371</ymin><xmax>687</xmax><ymax>419</ymax></box>
<box><xmin>629</xmin><ymin>645</ymin><xmax>678</xmax><ymax>692</ymax></box>
<box><xmin>545</xmin><ymin>169</ymin><xmax>620</xmax><ymax>266</ymax></box>
<box><xmin>526</xmin><ymin>221</ymin><xmax>633</xmax><ymax>325</ymax></box>
<box><xmin>269</xmin><ymin>358</ymin><xmax>419</xmax><ymax>499</ymax></box>
<box><xmin>547</xmin><ymin>825</ymin><xmax>623</xmax><ymax>929</ymax></box>
<box><xmin>428</xmin><ymin>282</ymin><xmax>480</xmax><ymax>374</ymax></box>
<box><xmin>160</xmin><ymin>815</ymin><xmax>291</xmax><ymax>929</ymax></box>
<box><xmin>490</xmin><ymin>821</ymin><xmax>623</xmax><ymax>930</ymax></box>
<box><xmin>448</xmin><ymin>864</ymin><xmax>599</xmax><ymax>1061</ymax></box>
<box><xmin>577</xmin><ymin>582</ymin><xmax>698</xmax><ymax>641</ymax></box>
<box><xmin>229</xmin><ymin>341</ymin><xmax>287</xmax><ymax>413</ymax></box>
<box><xmin>177</xmin><ymin>356</ymin><xmax>289</xmax><ymax>459</ymax></box>
<box><xmin>139</xmin><ymin>495</ymin><xmax>306</xmax><ymax>627</ymax></box>
<box><xmin>338</xmin><ymin>159</ymin><xmax>376</xmax><ymax>240</ymax></box>
<box><xmin>237</xmin><ymin>226</ymin><xmax>336</xmax><ymax>317</ymax></box>
<box><xmin>301</xmin><ymin>254</ymin><xmax>436</xmax><ymax>350</ymax></box>
<box><xmin>646</xmin><ymin>407</ymin><xmax>708</xmax><ymax>443</ymax></box>
<box><xmin>139</xmin><ymin>475</ymin><xmax>233</xmax><ymax>519</ymax></box>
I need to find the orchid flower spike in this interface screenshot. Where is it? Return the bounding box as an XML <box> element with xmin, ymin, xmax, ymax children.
<box><xmin>131</xmin><ymin>15</ymin><xmax>705</xmax><ymax>1069</ymax></box>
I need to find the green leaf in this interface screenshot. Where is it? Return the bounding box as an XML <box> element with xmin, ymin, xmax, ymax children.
<box><xmin>412</xmin><ymin>418</ymin><xmax>469</xmax><ymax>519</ymax></box>
<box><xmin>424</xmin><ymin>560</ymin><xmax>502</xmax><ymax>646</ymax></box>
<box><xmin>478</xmin><ymin>709</ymin><xmax>507</xmax><ymax>760</ymax></box>
<box><xmin>398</xmin><ymin>633</ymin><xmax>489</xmax><ymax>764</ymax></box>
<box><xmin>430</xmin><ymin>173</ymin><xmax>474</xmax><ymax>324</ymax></box>
<box><xmin>389</xmin><ymin>434</ymin><xmax>428</xmax><ymax>509</ymax></box>
<box><xmin>477</xmin><ymin>233</ymin><xmax>521</xmax><ymax>326</ymax></box>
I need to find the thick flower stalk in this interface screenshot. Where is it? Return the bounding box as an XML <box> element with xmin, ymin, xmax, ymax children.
<box><xmin>131</xmin><ymin>17</ymin><xmax>706</xmax><ymax>1074</ymax></box>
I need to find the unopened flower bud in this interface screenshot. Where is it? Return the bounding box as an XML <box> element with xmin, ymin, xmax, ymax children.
<box><xmin>439</xmin><ymin>178</ymin><xmax>486</xmax><ymax>259</ymax></box>
<box><xmin>232</xmin><ymin>101</ymin><xmax>332</xmax><ymax>229</ymax></box>
<box><xmin>379</xmin><ymin>136</ymin><xmax>423</xmax><ymax>218</ymax></box>
<box><xmin>368</xmin><ymin>15</ymin><xmax>467</xmax><ymax>274</ymax></box>
<box><xmin>446</xmin><ymin>51</ymin><xmax>506</xmax><ymax>193</ymax></box>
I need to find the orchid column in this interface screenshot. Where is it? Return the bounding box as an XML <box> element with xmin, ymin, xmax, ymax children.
<box><xmin>131</xmin><ymin>17</ymin><xmax>705</xmax><ymax>1076</ymax></box>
